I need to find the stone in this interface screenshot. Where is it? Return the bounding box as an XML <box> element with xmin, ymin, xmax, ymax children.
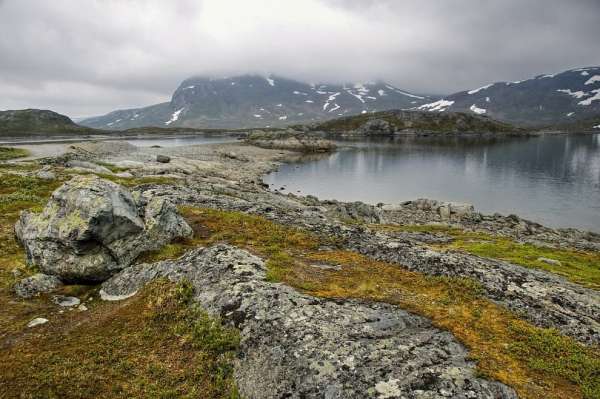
<box><xmin>449</xmin><ymin>202</ymin><xmax>475</xmax><ymax>217</ymax></box>
<box><xmin>15</xmin><ymin>175</ymin><xmax>192</xmax><ymax>283</ymax></box>
<box><xmin>52</xmin><ymin>295</ymin><xmax>81</xmax><ymax>307</ymax></box>
<box><xmin>156</xmin><ymin>154</ymin><xmax>171</xmax><ymax>163</ymax></box>
<box><xmin>27</xmin><ymin>317</ymin><xmax>49</xmax><ymax>328</ymax></box>
<box><xmin>67</xmin><ymin>160</ymin><xmax>113</xmax><ymax>174</ymax></box>
<box><xmin>537</xmin><ymin>257</ymin><xmax>562</xmax><ymax>266</ymax></box>
<box><xmin>14</xmin><ymin>273</ymin><xmax>62</xmax><ymax>298</ymax></box>
<box><xmin>36</xmin><ymin>167</ymin><xmax>56</xmax><ymax>180</ymax></box>
<box><xmin>101</xmin><ymin>245</ymin><xmax>517</xmax><ymax>399</ymax></box>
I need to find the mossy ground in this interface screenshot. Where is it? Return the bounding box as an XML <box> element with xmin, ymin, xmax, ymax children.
<box><xmin>0</xmin><ymin>146</ymin><xmax>29</xmax><ymax>160</ymax></box>
<box><xmin>0</xmin><ymin>280</ymin><xmax>240</xmax><ymax>399</ymax></box>
<box><xmin>374</xmin><ymin>224</ymin><xmax>600</xmax><ymax>289</ymax></box>
<box><xmin>150</xmin><ymin>207</ymin><xmax>598</xmax><ymax>399</ymax></box>
<box><xmin>0</xmin><ymin>163</ymin><xmax>235</xmax><ymax>398</ymax></box>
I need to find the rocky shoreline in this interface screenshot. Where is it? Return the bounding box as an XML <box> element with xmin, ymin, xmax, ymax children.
<box><xmin>6</xmin><ymin>138</ymin><xmax>600</xmax><ymax>398</ymax></box>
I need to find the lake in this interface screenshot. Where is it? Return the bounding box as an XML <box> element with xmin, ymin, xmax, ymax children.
<box><xmin>264</xmin><ymin>134</ymin><xmax>600</xmax><ymax>232</ymax></box>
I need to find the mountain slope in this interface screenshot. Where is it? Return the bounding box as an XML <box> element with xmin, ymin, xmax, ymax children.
<box><xmin>0</xmin><ymin>109</ymin><xmax>97</xmax><ymax>135</ymax></box>
<box><xmin>81</xmin><ymin>75</ymin><xmax>430</xmax><ymax>130</ymax></box>
<box><xmin>415</xmin><ymin>67</ymin><xmax>600</xmax><ymax>127</ymax></box>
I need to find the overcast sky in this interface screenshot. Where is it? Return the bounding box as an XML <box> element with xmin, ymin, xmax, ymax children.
<box><xmin>1</xmin><ymin>0</ymin><xmax>599</xmax><ymax>118</ymax></box>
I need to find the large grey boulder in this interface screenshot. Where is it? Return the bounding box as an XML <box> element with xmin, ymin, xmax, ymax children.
<box><xmin>101</xmin><ymin>244</ymin><xmax>516</xmax><ymax>399</ymax></box>
<box><xmin>15</xmin><ymin>175</ymin><xmax>192</xmax><ymax>283</ymax></box>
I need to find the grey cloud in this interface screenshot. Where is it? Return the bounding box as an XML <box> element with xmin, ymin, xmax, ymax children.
<box><xmin>0</xmin><ymin>0</ymin><xmax>599</xmax><ymax>117</ymax></box>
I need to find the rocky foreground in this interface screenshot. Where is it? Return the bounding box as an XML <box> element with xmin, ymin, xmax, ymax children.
<box><xmin>5</xmin><ymin>138</ymin><xmax>600</xmax><ymax>398</ymax></box>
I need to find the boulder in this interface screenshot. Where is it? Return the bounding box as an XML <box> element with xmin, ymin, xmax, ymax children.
<box><xmin>156</xmin><ymin>155</ymin><xmax>171</xmax><ymax>163</ymax></box>
<box><xmin>15</xmin><ymin>175</ymin><xmax>192</xmax><ymax>283</ymax></box>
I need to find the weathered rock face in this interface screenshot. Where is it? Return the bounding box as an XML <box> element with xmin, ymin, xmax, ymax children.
<box><xmin>15</xmin><ymin>175</ymin><xmax>192</xmax><ymax>282</ymax></box>
<box><xmin>101</xmin><ymin>245</ymin><xmax>517</xmax><ymax>399</ymax></box>
<box><xmin>246</xmin><ymin>130</ymin><xmax>336</xmax><ymax>153</ymax></box>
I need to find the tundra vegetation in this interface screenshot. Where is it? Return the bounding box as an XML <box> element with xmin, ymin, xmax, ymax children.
<box><xmin>0</xmin><ymin>154</ymin><xmax>598</xmax><ymax>399</ymax></box>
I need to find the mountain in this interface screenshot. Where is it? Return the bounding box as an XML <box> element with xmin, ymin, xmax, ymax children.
<box><xmin>0</xmin><ymin>109</ymin><xmax>97</xmax><ymax>135</ymax></box>
<box><xmin>80</xmin><ymin>75</ymin><xmax>431</xmax><ymax>130</ymax></box>
<box><xmin>306</xmin><ymin>109</ymin><xmax>518</xmax><ymax>135</ymax></box>
<box><xmin>415</xmin><ymin>67</ymin><xmax>600</xmax><ymax>127</ymax></box>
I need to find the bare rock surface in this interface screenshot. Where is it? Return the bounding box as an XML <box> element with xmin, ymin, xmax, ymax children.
<box><xmin>102</xmin><ymin>244</ymin><xmax>516</xmax><ymax>399</ymax></box>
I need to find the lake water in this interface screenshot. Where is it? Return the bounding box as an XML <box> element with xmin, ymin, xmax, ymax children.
<box><xmin>264</xmin><ymin>134</ymin><xmax>600</xmax><ymax>232</ymax></box>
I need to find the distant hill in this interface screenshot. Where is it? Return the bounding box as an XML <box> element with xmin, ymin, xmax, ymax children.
<box><xmin>415</xmin><ymin>67</ymin><xmax>600</xmax><ymax>127</ymax></box>
<box><xmin>308</xmin><ymin>109</ymin><xmax>520</xmax><ymax>135</ymax></box>
<box><xmin>0</xmin><ymin>109</ymin><xmax>97</xmax><ymax>135</ymax></box>
<box><xmin>80</xmin><ymin>75</ymin><xmax>431</xmax><ymax>130</ymax></box>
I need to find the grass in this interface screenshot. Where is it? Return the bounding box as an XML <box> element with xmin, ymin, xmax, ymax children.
<box><xmin>166</xmin><ymin>207</ymin><xmax>600</xmax><ymax>399</ymax></box>
<box><xmin>0</xmin><ymin>280</ymin><xmax>240</xmax><ymax>399</ymax></box>
<box><xmin>0</xmin><ymin>146</ymin><xmax>29</xmax><ymax>160</ymax></box>
<box><xmin>374</xmin><ymin>224</ymin><xmax>600</xmax><ymax>289</ymax></box>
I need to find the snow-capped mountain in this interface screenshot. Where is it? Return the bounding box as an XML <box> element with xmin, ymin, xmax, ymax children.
<box><xmin>81</xmin><ymin>75</ymin><xmax>430</xmax><ymax>130</ymax></box>
<box><xmin>415</xmin><ymin>67</ymin><xmax>600</xmax><ymax>126</ymax></box>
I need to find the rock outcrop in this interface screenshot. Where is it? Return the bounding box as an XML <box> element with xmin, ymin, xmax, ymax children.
<box><xmin>246</xmin><ymin>130</ymin><xmax>336</xmax><ymax>153</ymax></box>
<box><xmin>15</xmin><ymin>175</ymin><xmax>192</xmax><ymax>282</ymax></box>
<box><xmin>101</xmin><ymin>244</ymin><xmax>517</xmax><ymax>399</ymax></box>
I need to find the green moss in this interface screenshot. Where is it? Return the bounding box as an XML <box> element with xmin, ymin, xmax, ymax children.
<box><xmin>375</xmin><ymin>224</ymin><xmax>600</xmax><ymax>289</ymax></box>
<box><xmin>0</xmin><ymin>147</ymin><xmax>29</xmax><ymax>161</ymax></box>
<box><xmin>509</xmin><ymin>323</ymin><xmax>600</xmax><ymax>399</ymax></box>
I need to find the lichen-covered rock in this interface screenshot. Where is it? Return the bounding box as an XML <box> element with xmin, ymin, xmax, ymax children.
<box><xmin>14</xmin><ymin>273</ymin><xmax>62</xmax><ymax>298</ymax></box>
<box><xmin>101</xmin><ymin>245</ymin><xmax>516</xmax><ymax>399</ymax></box>
<box><xmin>15</xmin><ymin>175</ymin><xmax>191</xmax><ymax>282</ymax></box>
<box><xmin>246</xmin><ymin>130</ymin><xmax>336</xmax><ymax>153</ymax></box>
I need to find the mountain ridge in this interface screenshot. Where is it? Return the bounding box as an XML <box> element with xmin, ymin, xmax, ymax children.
<box><xmin>415</xmin><ymin>66</ymin><xmax>600</xmax><ymax>127</ymax></box>
<box><xmin>80</xmin><ymin>74</ymin><xmax>431</xmax><ymax>130</ymax></box>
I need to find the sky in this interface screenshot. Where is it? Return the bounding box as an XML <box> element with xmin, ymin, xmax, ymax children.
<box><xmin>1</xmin><ymin>0</ymin><xmax>599</xmax><ymax>118</ymax></box>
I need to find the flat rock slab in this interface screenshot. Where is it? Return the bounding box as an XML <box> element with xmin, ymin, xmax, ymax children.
<box><xmin>102</xmin><ymin>245</ymin><xmax>516</xmax><ymax>399</ymax></box>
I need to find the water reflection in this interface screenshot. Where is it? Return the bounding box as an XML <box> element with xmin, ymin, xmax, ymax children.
<box><xmin>264</xmin><ymin>134</ymin><xmax>600</xmax><ymax>231</ymax></box>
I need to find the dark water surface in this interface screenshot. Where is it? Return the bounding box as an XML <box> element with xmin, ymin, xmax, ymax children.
<box><xmin>264</xmin><ymin>134</ymin><xmax>600</xmax><ymax>232</ymax></box>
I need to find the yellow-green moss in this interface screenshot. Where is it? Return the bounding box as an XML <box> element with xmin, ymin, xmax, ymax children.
<box><xmin>0</xmin><ymin>147</ymin><xmax>29</xmax><ymax>161</ymax></box>
<box><xmin>0</xmin><ymin>280</ymin><xmax>240</xmax><ymax>399</ymax></box>
<box><xmin>374</xmin><ymin>224</ymin><xmax>600</xmax><ymax>289</ymax></box>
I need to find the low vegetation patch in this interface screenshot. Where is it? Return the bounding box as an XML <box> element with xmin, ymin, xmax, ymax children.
<box><xmin>172</xmin><ymin>208</ymin><xmax>600</xmax><ymax>399</ymax></box>
<box><xmin>0</xmin><ymin>280</ymin><xmax>240</xmax><ymax>399</ymax></box>
<box><xmin>375</xmin><ymin>224</ymin><xmax>600</xmax><ymax>289</ymax></box>
<box><xmin>0</xmin><ymin>146</ymin><xmax>29</xmax><ymax>160</ymax></box>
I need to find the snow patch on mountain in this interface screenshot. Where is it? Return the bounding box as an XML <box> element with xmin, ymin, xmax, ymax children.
<box><xmin>378</xmin><ymin>89</ymin><xmax>386</xmax><ymax>96</ymax></box>
<box><xmin>468</xmin><ymin>84</ymin><xmax>493</xmax><ymax>95</ymax></box>
<box><xmin>384</xmin><ymin>85</ymin><xmax>424</xmax><ymax>99</ymax></box>
<box><xmin>584</xmin><ymin>75</ymin><xmax>600</xmax><ymax>85</ymax></box>
<box><xmin>581</xmin><ymin>71</ymin><xmax>590</xmax><ymax>76</ymax></box>
<box><xmin>579</xmin><ymin>89</ymin><xmax>600</xmax><ymax>106</ymax></box>
<box><xmin>266</xmin><ymin>77</ymin><xmax>275</xmax><ymax>86</ymax></box>
<box><xmin>165</xmin><ymin>108</ymin><xmax>184</xmax><ymax>125</ymax></box>
<box><xmin>470</xmin><ymin>104</ymin><xmax>486</xmax><ymax>115</ymax></box>
<box><xmin>557</xmin><ymin>89</ymin><xmax>588</xmax><ymax>99</ymax></box>
<box><xmin>418</xmin><ymin>100</ymin><xmax>455</xmax><ymax>112</ymax></box>
<box><xmin>323</xmin><ymin>92</ymin><xmax>341</xmax><ymax>110</ymax></box>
